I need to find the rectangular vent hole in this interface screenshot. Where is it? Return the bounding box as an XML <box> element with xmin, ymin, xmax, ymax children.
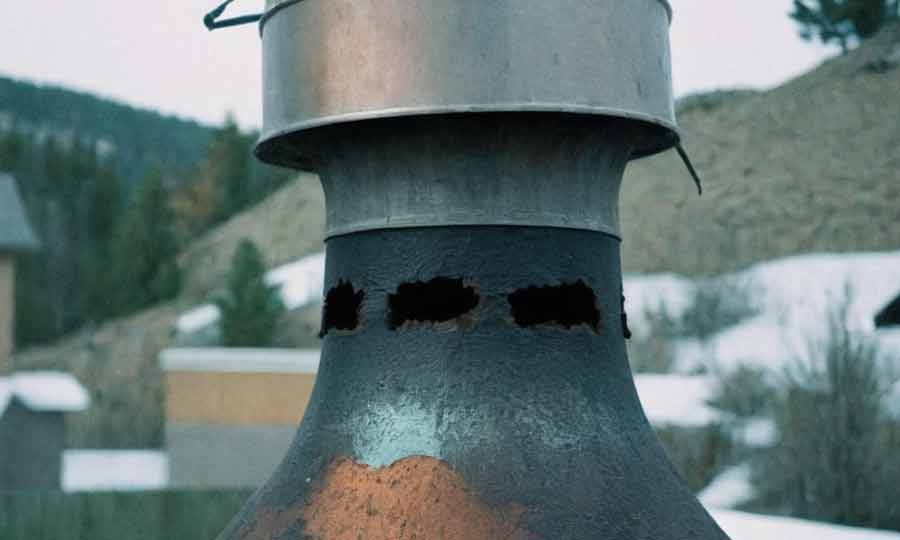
<box><xmin>320</xmin><ymin>281</ymin><xmax>364</xmax><ymax>337</ymax></box>
<box><xmin>508</xmin><ymin>280</ymin><xmax>601</xmax><ymax>333</ymax></box>
<box><xmin>389</xmin><ymin>277</ymin><xmax>479</xmax><ymax>330</ymax></box>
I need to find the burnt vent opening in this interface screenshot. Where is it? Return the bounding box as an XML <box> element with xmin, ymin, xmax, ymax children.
<box><xmin>508</xmin><ymin>280</ymin><xmax>601</xmax><ymax>332</ymax></box>
<box><xmin>320</xmin><ymin>281</ymin><xmax>365</xmax><ymax>337</ymax></box>
<box><xmin>389</xmin><ymin>277</ymin><xmax>479</xmax><ymax>330</ymax></box>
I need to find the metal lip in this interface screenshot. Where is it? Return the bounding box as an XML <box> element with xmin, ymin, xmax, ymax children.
<box><xmin>257</xmin><ymin>105</ymin><xmax>681</xmax><ymax>166</ymax></box>
<box><xmin>259</xmin><ymin>0</ymin><xmax>674</xmax><ymax>31</ymax></box>
<box><xmin>323</xmin><ymin>219</ymin><xmax>624</xmax><ymax>242</ymax></box>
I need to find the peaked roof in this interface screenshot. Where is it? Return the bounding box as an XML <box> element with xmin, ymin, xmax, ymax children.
<box><xmin>0</xmin><ymin>173</ymin><xmax>40</xmax><ymax>252</ymax></box>
<box><xmin>0</xmin><ymin>371</ymin><xmax>90</xmax><ymax>417</ymax></box>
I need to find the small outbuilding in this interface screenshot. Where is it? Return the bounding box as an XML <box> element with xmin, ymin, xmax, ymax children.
<box><xmin>0</xmin><ymin>172</ymin><xmax>90</xmax><ymax>492</ymax></box>
<box><xmin>161</xmin><ymin>347</ymin><xmax>319</xmax><ymax>488</ymax></box>
<box><xmin>0</xmin><ymin>372</ymin><xmax>90</xmax><ymax>490</ymax></box>
<box><xmin>0</xmin><ymin>172</ymin><xmax>40</xmax><ymax>374</ymax></box>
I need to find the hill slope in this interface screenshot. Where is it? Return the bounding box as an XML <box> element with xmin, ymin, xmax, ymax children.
<box><xmin>620</xmin><ymin>23</ymin><xmax>900</xmax><ymax>275</ymax></box>
<box><xmin>0</xmin><ymin>75</ymin><xmax>213</xmax><ymax>187</ymax></box>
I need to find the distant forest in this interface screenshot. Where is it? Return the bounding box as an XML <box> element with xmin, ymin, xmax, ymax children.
<box><xmin>0</xmin><ymin>76</ymin><xmax>291</xmax><ymax>348</ymax></box>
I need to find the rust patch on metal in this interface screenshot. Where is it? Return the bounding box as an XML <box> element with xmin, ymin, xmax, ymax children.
<box><xmin>232</xmin><ymin>456</ymin><xmax>535</xmax><ymax>540</ymax></box>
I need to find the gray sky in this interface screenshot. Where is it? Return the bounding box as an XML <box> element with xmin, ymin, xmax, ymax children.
<box><xmin>0</xmin><ymin>0</ymin><xmax>835</xmax><ymax>129</ymax></box>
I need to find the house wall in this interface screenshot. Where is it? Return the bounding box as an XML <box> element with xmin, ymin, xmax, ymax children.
<box><xmin>0</xmin><ymin>255</ymin><xmax>13</xmax><ymax>374</ymax></box>
<box><xmin>165</xmin><ymin>370</ymin><xmax>317</xmax><ymax>488</ymax></box>
<box><xmin>166</xmin><ymin>371</ymin><xmax>316</xmax><ymax>425</ymax></box>
<box><xmin>0</xmin><ymin>400</ymin><xmax>65</xmax><ymax>491</ymax></box>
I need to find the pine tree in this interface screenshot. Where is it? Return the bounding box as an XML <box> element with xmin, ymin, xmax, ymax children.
<box><xmin>791</xmin><ymin>0</ymin><xmax>900</xmax><ymax>52</ymax></box>
<box><xmin>211</xmin><ymin>115</ymin><xmax>253</xmax><ymax>220</ymax></box>
<box><xmin>216</xmin><ymin>239</ymin><xmax>284</xmax><ymax>347</ymax></box>
<box><xmin>82</xmin><ymin>157</ymin><xmax>124</xmax><ymax>320</ymax></box>
<box><xmin>109</xmin><ymin>168</ymin><xmax>181</xmax><ymax>315</ymax></box>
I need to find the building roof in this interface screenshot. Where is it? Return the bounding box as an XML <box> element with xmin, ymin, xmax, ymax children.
<box><xmin>0</xmin><ymin>173</ymin><xmax>40</xmax><ymax>252</ymax></box>
<box><xmin>62</xmin><ymin>450</ymin><xmax>169</xmax><ymax>492</ymax></box>
<box><xmin>160</xmin><ymin>347</ymin><xmax>320</xmax><ymax>374</ymax></box>
<box><xmin>0</xmin><ymin>371</ymin><xmax>90</xmax><ymax>417</ymax></box>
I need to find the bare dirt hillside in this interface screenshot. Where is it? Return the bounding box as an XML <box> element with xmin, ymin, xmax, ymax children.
<box><xmin>178</xmin><ymin>172</ymin><xmax>325</xmax><ymax>300</ymax></box>
<box><xmin>621</xmin><ymin>23</ymin><xmax>900</xmax><ymax>275</ymax></box>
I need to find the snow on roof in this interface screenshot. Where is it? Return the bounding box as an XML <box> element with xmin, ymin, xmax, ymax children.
<box><xmin>710</xmin><ymin>509</ymin><xmax>900</xmax><ymax>540</ymax></box>
<box><xmin>699</xmin><ymin>464</ymin><xmax>755</xmax><ymax>509</ymax></box>
<box><xmin>0</xmin><ymin>371</ymin><xmax>90</xmax><ymax>416</ymax></box>
<box><xmin>62</xmin><ymin>450</ymin><xmax>168</xmax><ymax>492</ymax></box>
<box><xmin>176</xmin><ymin>251</ymin><xmax>326</xmax><ymax>335</ymax></box>
<box><xmin>160</xmin><ymin>347</ymin><xmax>320</xmax><ymax>374</ymax></box>
<box><xmin>633</xmin><ymin>374</ymin><xmax>719</xmax><ymax>428</ymax></box>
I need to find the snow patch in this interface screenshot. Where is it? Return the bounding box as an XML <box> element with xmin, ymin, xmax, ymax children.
<box><xmin>160</xmin><ymin>348</ymin><xmax>320</xmax><ymax>374</ymax></box>
<box><xmin>175</xmin><ymin>304</ymin><xmax>221</xmax><ymax>334</ymax></box>
<box><xmin>0</xmin><ymin>371</ymin><xmax>90</xmax><ymax>416</ymax></box>
<box><xmin>62</xmin><ymin>450</ymin><xmax>169</xmax><ymax>492</ymax></box>
<box><xmin>622</xmin><ymin>273</ymin><xmax>694</xmax><ymax>338</ymax></box>
<box><xmin>699</xmin><ymin>464</ymin><xmax>755</xmax><ymax>509</ymax></box>
<box><xmin>710</xmin><ymin>509</ymin><xmax>900</xmax><ymax>540</ymax></box>
<box><xmin>633</xmin><ymin>374</ymin><xmax>719</xmax><ymax>428</ymax></box>
<box><xmin>731</xmin><ymin>417</ymin><xmax>778</xmax><ymax>448</ymax></box>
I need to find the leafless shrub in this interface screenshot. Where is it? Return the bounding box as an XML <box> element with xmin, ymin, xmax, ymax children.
<box><xmin>750</xmin><ymin>296</ymin><xmax>900</xmax><ymax>529</ymax></box>
<box><xmin>678</xmin><ymin>276</ymin><xmax>759</xmax><ymax>342</ymax></box>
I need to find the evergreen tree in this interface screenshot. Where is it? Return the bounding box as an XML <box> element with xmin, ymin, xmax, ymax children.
<box><xmin>188</xmin><ymin>114</ymin><xmax>291</xmax><ymax>231</ymax></box>
<box><xmin>215</xmin><ymin>239</ymin><xmax>284</xmax><ymax>347</ymax></box>
<box><xmin>211</xmin><ymin>115</ymin><xmax>253</xmax><ymax>220</ymax></box>
<box><xmin>109</xmin><ymin>168</ymin><xmax>181</xmax><ymax>315</ymax></box>
<box><xmin>82</xmin><ymin>158</ymin><xmax>124</xmax><ymax>320</ymax></box>
<box><xmin>791</xmin><ymin>0</ymin><xmax>900</xmax><ymax>52</ymax></box>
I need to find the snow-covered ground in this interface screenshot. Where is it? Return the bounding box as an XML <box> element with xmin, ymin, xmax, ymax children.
<box><xmin>699</xmin><ymin>464</ymin><xmax>755</xmax><ymax>509</ymax></box>
<box><xmin>62</xmin><ymin>450</ymin><xmax>169</xmax><ymax>493</ymax></box>
<box><xmin>711</xmin><ymin>509</ymin><xmax>900</xmax><ymax>540</ymax></box>
<box><xmin>624</xmin><ymin>251</ymin><xmax>900</xmax><ymax>374</ymax></box>
<box><xmin>633</xmin><ymin>374</ymin><xmax>719</xmax><ymax>428</ymax></box>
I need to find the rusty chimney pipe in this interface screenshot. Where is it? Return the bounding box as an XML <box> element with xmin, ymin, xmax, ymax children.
<box><xmin>218</xmin><ymin>1</ymin><xmax>728</xmax><ymax>538</ymax></box>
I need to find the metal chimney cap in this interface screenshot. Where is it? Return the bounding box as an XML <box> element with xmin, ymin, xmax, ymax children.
<box><xmin>256</xmin><ymin>0</ymin><xmax>679</xmax><ymax>169</ymax></box>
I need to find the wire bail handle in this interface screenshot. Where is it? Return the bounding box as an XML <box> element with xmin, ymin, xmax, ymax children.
<box><xmin>204</xmin><ymin>0</ymin><xmax>262</xmax><ymax>30</ymax></box>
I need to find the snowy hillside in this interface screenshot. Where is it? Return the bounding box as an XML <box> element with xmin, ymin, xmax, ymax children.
<box><xmin>624</xmin><ymin>250</ymin><xmax>900</xmax><ymax>373</ymax></box>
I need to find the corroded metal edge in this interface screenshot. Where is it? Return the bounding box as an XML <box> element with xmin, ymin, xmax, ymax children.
<box><xmin>255</xmin><ymin>105</ymin><xmax>681</xmax><ymax>168</ymax></box>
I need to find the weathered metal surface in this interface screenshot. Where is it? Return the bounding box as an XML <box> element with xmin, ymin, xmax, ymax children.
<box><xmin>256</xmin><ymin>0</ymin><xmax>678</xmax><ymax>168</ymax></box>
<box><xmin>306</xmin><ymin>115</ymin><xmax>640</xmax><ymax>237</ymax></box>
<box><xmin>218</xmin><ymin>226</ymin><xmax>728</xmax><ymax>539</ymax></box>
